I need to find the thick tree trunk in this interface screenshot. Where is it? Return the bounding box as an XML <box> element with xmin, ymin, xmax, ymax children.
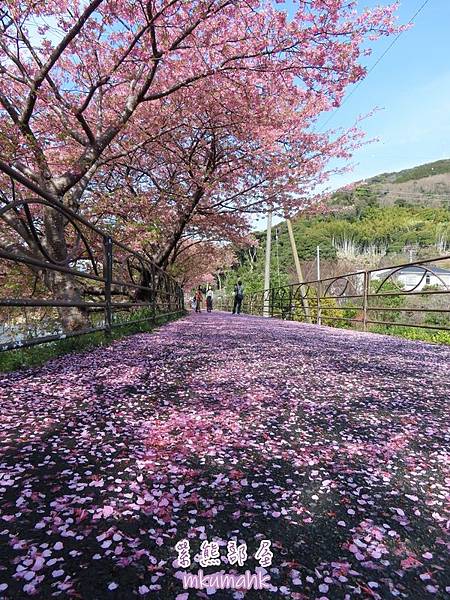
<box><xmin>43</xmin><ymin>205</ymin><xmax>90</xmax><ymax>332</ymax></box>
<box><xmin>46</xmin><ymin>270</ymin><xmax>90</xmax><ymax>331</ymax></box>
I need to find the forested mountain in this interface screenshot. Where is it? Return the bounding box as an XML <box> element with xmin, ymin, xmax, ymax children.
<box><xmin>221</xmin><ymin>159</ymin><xmax>450</xmax><ymax>294</ymax></box>
<box><xmin>332</xmin><ymin>158</ymin><xmax>450</xmax><ymax>209</ymax></box>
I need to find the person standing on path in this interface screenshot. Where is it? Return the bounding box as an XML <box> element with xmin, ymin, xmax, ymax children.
<box><xmin>232</xmin><ymin>280</ymin><xmax>244</xmax><ymax>315</ymax></box>
<box><xmin>195</xmin><ymin>286</ymin><xmax>203</xmax><ymax>313</ymax></box>
<box><xmin>206</xmin><ymin>287</ymin><xmax>214</xmax><ymax>312</ymax></box>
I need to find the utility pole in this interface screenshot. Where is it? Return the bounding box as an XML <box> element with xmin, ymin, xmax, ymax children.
<box><xmin>286</xmin><ymin>218</ymin><xmax>311</xmax><ymax>322</ymax></box>
<box><xmin>316</xmin><ymin>245</ymin><xmax>321</xmax><ymax>280</ymax></box>
<box><xmin>263</xmin><ymin>209</ymin><xmax>272</xmax><ymax>317</ymax></box>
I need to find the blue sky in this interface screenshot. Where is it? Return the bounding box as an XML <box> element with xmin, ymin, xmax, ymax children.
<box><xmin>287</xmin><ymin>0</ymin><xmax>450</xmax><ymax>190</ymax></box>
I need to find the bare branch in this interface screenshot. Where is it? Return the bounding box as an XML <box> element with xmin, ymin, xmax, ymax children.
<box><xmin>20</xmin><ymin>0</ymin><xmax>105</xmax><ymax>126</ymax></box>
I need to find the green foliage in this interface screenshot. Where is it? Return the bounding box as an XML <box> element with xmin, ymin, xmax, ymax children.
<box><xmin>353</xmin><ymin>185</ymin><xmax>378</xmax><ymax>207</ymax></box>
<box><xmin>224</xmin><ymin>265</ymin><xmax>265</xmax><ymax>295</ymax></box>
<box><xmin>368</xmin><ymin>280</ymin><xmax>405</xmax><ymax>325</ymax></box>
<box><xmin>293</xmin><ymin>223</ymin><xmax>337</xmax><ymax>260</ymax></box>
<box><xmin>423</xmin><ymin>311</ymin><xmax>450</xmax><ymax>327</ymax></box>
<box><xmin>222</xmin><ymin>204</ymin><xmax>450</xmax><ymax>292</ymax></box>
<box><xmin>394</xmin><ymin>159</ymin><xmax>450</xmax><ymax>183</ymax></box>
<box><xmin>342</xmin><ymin>302</ymin><xmax>359</xmax><ymax>322</ymax></box>
<box><xmin>369</xmin><ymin>325</ymin><xmax>450</xmax><ymax>346</ymax></box>
<box><xmin>289</xmin><ymin>288</ymin><xmax>346</xmax><ymax>327</ymax></box>
<box><xmin>224</xmin><ymin>237</ymin><xmax>290</xmax><ymax>295</ymax></box>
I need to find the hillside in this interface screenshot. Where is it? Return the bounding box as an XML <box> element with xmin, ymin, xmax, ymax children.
<box><xmin>332</xmin><ymin>158</ymin><xmax>450</xmax><ymax>209</ymax></box>
<box><xmin>369</xmin><ymin>158</ymin><xmax>450</xmax><ymax>184</ymax></box>
<box><xmin>219</xmin><ymin>158</ymin><xmax>450</xmax><ymax>295</ymax></box>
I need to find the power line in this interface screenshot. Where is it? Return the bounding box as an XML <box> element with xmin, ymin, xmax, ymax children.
<box><xmin>319</xmin><ymin>0</ymin><xmax>433</xmax><ymax>132</ymax></box>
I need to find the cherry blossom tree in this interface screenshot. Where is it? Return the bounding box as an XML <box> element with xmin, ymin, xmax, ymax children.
<box><xmin>0</xmin><ymin>0</ymin><xmax>401</xmax><ymax>329</ymax></box>
<box><xmin>171</xmin><ymin>242</ymin><xmax>235</xmax><ymax>290</ymax></box>
<box><xmin>85</xmin><ymin>79</ymin><xmax>369</xmax><ymax>271</ymax></box>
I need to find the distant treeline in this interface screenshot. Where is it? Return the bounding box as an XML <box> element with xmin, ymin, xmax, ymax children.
<box><xmin>221</xmin><ymin>204</ymin><xmax>450</xmax><ymax>295</ymax></box>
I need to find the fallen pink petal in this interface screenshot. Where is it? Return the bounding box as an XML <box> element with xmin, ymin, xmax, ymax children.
<box><xmin>0</xmin><ymin>313</ymin><xmax>448</xmax><ymax>598</ymax></box>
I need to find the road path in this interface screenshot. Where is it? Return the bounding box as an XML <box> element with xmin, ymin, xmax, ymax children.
<box><xmin>0</xmin><ymin>313</ymin><xmax>449</xmax><ymax>599</ymax></box>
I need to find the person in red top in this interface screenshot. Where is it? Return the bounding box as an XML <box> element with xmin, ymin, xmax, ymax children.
<box><xmin>195</xmin><ymin>286</ymin><xmax>203</xmax><ymax>313</ymax></box>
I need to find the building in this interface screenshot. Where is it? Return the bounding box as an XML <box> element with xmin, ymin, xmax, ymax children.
<box><xmin>372</xmin><ymin>265</ymin><xmax>450</xmax><ymax>291</ymax></box>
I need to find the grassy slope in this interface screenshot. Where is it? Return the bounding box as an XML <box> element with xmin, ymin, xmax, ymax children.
<box><xmin>356</xmin><ymin>158</ymin><xmax>450</xmax><ymax>185</ymax></box>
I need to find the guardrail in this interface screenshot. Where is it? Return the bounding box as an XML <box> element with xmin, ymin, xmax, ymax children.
<box><xmin>0</xmin><ymin>196</ymin><xmax>184</xmax><ymax>351</ymax></box>
<box><xmin>218</xmin><ymin>255</ymin><xmax>450</xmax><ymax>332</ymax></box>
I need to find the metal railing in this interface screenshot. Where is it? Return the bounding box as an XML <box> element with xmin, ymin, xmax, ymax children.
<box><xmin>0</xmin><ymin>196</ymin><xmax>184</xmax><ymax>351</ymax></box>
<box><xmin>218</xmin><ymin>255</ymin><xmax>450</xmax><ymax>333</ymax></box>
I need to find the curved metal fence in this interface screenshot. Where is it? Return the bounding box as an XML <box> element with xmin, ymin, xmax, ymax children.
<box><xmin>218</xmin><ymin>255</ymin><xmax>450</xmax><ymax>333</ymax></box>
<box><xmin>0</xmin><ymin>197</ymin><xmax>184</xmax><ymax>351</ymax></box>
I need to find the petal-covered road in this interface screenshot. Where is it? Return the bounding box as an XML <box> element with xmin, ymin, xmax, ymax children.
<box><xmin>0</xmin><ymin>313</ymin><xmax>449</xmax><ymax>599</ymax></box>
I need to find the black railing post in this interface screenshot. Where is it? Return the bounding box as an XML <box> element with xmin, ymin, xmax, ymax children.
<box><xmin>289</xmin><ymin>286</ymin><xmax>293</xmax><ymax>320</ymax></box>
<box><xmin>317</xmin><ymin>280</ymin><xmax>322</xmax><ymax>325</ymax></box>
<box><xmin>166</xmin><ymin>275</ymin><xmax>171</xmax><ymax>314</ymax></box>
<box><xmin>363</xmin><ymin>271</ymin><xmax>369</xmax><ymax>331</ymax></box>
<box><xmin>103</xmin><ymin>236</ymin><xmax>113</xmax><ymax>335</ymax></box>
<box><xmin>151</xmin><ymin>265</ymin><xmax>157</xmax><ymax>322</ymax></box>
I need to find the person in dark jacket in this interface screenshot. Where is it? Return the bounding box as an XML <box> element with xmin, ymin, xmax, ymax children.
<box><xmin>206</xmin><ymin>287</ymin><xmax>213</xmax><ymax>312</ymax></box>
<box><xmin>232</xmin><ymin>280</ymin><xmax>244</xmax><ymax>315</ymax></box>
